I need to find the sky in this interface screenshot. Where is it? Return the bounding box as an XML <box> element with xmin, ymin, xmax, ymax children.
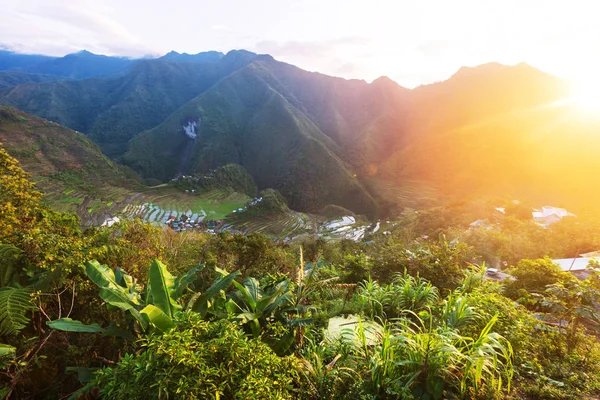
<box><xmin>1</xmin><ymin>0</ymin><xmax>599</xmax><ymax>88</ymax></box>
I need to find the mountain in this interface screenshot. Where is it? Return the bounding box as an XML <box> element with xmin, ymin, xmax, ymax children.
<box><xmin>0</xmin><ymin>50</ymin><xmax>258</xmax><ymax>157</ymax></box>
<box><xmin>0</xmin><ymin>70</ymin><xmax>59</xmax><ymax>89</ymax></box>
<box><xmin>20</xmin><ymin>50</ymin><xmax>134</xmax><ymax>79</ymax></box>
<box><xmin>379</xmin><ymin>63</ymin><xmax>600</xmax><ymax>210</ymax></box>
<box><xmin>121</xmin><ymin>55</ymin><xmax>410</xmax><ymax>216</ymax></box>
<box><xmin>0</xmin><ymin>49</ymin><xmax>55</xmax><ymax>70</ymax></box>
<box><xmin>0</xmin><ymin>49</ymin><xmax>134</xmax><ymax>80</ymax></box>
<box><xmin>0</xmin><ymin>106</ymin><xmax>140</xmax><ymax>199</ymax></box>
<box><xmin>1</xmin><ymin>50</ymin><xmax>599</xmax><ymax>217</ymax></box>
<box><xmin>159</xmin><ymin>50</ymin><xmax>224</xmax><ymax>63</ymax></box>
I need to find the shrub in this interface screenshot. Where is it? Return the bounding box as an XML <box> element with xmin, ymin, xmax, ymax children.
<box><xmin>93</xmin><ymin>313</ymin><xmax>307</xmax><ymax>400</ymax></box>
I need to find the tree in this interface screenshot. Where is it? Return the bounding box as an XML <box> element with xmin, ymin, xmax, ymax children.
<box><xmin>504</xmin><ymin>257</ymin><xmax>571</xmax><ymax>300</ymax></box>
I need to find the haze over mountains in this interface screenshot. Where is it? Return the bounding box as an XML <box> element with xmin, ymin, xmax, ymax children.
<box><xmin>0</xmin><ymin>48</ymin><xmax>598</xmax><ymax>218</ymax></box>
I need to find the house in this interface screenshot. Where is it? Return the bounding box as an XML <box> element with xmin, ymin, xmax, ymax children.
<box><xmin>469</xmin><ymin>219</ymin><xmax>492</xmax><ymax>229</ymax></box>
<box><xmin>484</xmin><ymin>268</ymin><xmax>514</xmax><ymax>282</ymax></box>
<box><xmin>492</xmin><ymin>207</ymin><xmax>506</xmax><ymax>222</ymax></box>
<box><xmin>532</xmin><ymin>206</ymin><xmax>576</xmax><ymax>227</ymax></box>
<box><xmin>552</xmin><ymin>257</ymin><xmax>598</xmax><ymax>279</ymax></box>
<box><xmin>101</xmin><ymin>216</ymin><xmax>120</xmax><ymax>228</ymax></box>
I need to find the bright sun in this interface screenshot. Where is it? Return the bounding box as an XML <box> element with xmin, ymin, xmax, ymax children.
<box><xmin>570</xmin><ymin>81</ymin><xmax>600</xmax><ymax>114</ymax></box>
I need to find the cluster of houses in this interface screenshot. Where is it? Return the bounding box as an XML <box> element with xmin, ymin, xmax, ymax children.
<box><xmin>232</xmin><ymin>196</ymin><xmax>264</xmax><ymax>214</ymax></box>
<box><xmin>467</xmin><ymin>204</ymin><xmax>597</xmax><ymax>281</ymax></box>
<box><xmin>469</xmin><ymin>205</ymin><xmax>576</xmax><ymax>230</ymax></box>
<box><xmin>166</xmin><ymin>215</ymin><xmax>223</xmax><ymax>233</ymax></box>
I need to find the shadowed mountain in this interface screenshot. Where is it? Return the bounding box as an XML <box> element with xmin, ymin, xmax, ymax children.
<box><xmin>20</xmin><ymin>50</ymin><xmax>134</xmax><ymax>79</ymax></box>
<box><xmin>0</xmin><ymin>50</ymin><xmax>56</xmax><ymax>70</ymax></box>
<box><xmin>0</xmin><ymin>70</ymin><xmax>60</xmax><ymax>89</ymax></box>
<box><xmin>0</xmin><ymin>50</ymin><xmax>258</xmax><ymax>157</ymax></box>
<box><xmin>159</xmin><ymin>50</ymin><xmax>224</xmax><ymax>63</ymax></box>
<box><xmin>121</xmin><ymin>56</ymin><xmax>413</xmax><ymax>216</ymax></box>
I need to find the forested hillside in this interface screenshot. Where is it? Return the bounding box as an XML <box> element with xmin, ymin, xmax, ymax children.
<box><xmin>2</xmin><ymin>147</ymin><xmax>600</xmax><ymax>399</ymax></box>
<box><xmin>0</xmin><ymin>106</ymin><xmax>139</xmax><ymax>196</ymax></box>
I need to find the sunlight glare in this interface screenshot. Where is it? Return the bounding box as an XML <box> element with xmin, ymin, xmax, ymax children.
<box><xmin>571</xmin><ymin>80</ymin><xmax>600</xmax><ymax>115</ymax></box>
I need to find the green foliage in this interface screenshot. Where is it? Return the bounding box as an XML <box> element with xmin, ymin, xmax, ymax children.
<box><xmin>189</xmin><ymin>267</ymin><xmax>240</xmax><ymax>318</ymax></box>
<box><xmin>504</xmin><ymin>257</ymin><xmax>571</xmax><ymax>299</ymax></box>
<box><xmin>0</xmin><ymin>287</ymin><xmax>36</xmax><ymax>336</ymax></box>
<box><xmin>339</xmin><ymin>313</ymin><xmax>513</xmax><ymax>400</ymax></box>
<box><xmin>372</xmin><ymin>234</ymin><xmax>477</xmax><ymax>292</ymax></box>
<box><xmin>0</xmin><ymin>244</ymin><xmax>22</xmax><ymax>287</ymax></box>
<box><xmin>92</xmin><ymin>314</ymin><xmax>306</xmax><ymax>400</ymax></box>
<box><xmin>171</xmin><ymin>164</ymin><xmax>258</xmax><ymax>197</ymax></box>
<box><xmin>50</xmin><ymin>259</ymin><xmax>199</xmax><ymax>336</ymax></box>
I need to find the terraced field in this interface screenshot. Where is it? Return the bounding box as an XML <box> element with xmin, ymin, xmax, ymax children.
<box><xmin>221</xmin><ymin>211</ymin><xmax>318</xmax><ymax>238</ymax></box>
<box><xmin>119</xmin><ymin>189</ymin><xmax>249</xmax><ymax>223</ymax></box>
<box><xmin>39</xmin><ymin>184</ymin><xmax>249</xmax><ymax>227</ymax></box>
<box><xmin>363</xmin><ymin>177</ymin><xmax>439</xmax><ymax>209</ymax></box>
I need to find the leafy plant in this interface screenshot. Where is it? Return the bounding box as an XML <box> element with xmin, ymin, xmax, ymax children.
<box><xmin>0</xmin><ymin>286</ymin><xmax>36</xmax><ymax>336</ymax></box>
<box><xmin>49</xmin><ymin>259</ymin><xmax>202</xmax><ymax>336</ymax></box>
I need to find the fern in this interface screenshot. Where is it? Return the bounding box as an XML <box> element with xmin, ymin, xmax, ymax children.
<box><xmin>0</xmin><ymin>244</ymin><xmax>22</xmax><ymax>287</ymax></box>
<box><xmin>0</xmin><ymin>287</ymin><xmax>36</xmax><ymax>336</ymax></box>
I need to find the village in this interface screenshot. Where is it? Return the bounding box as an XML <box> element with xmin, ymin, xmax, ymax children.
<box><xmin>165</xmin><ymin>215</ymin><xmax>224</xmax><ymax>233</ymax></box>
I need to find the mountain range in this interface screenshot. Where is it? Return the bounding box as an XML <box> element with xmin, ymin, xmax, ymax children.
<box><xmin>0</xmin><ymin>48</ymin><xmax>598</xmax><ymax>218</ymax></box>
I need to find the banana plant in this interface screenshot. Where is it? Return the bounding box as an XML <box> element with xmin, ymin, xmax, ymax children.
<box><xmin>227</xmin><ymin>277</ymin><xmax>294</xmax><ymax>337</ymax></box>
<box><xmin>48</xmin><ymin>260</ymin><xmax>203</xmax><ymax>336</ymax></box>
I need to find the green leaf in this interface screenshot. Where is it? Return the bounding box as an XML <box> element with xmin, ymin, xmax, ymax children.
<box><xmin>190</xmin><ymin>270</ymin><xmax>240</xmax><ymax>317</ymax></box>
<box><xmin>173</xmin><ymin>265</ymin><xmax>204</xmax><ymax>300</ymax></box>
<box><xmin>147</xmin><ymin>259</ymin><xmax>176</xmax><ymax>317</ymax></box>
<box><xmin>270</xmin><ymin>330</ymin><xmax>295</xmax><ymax>355</ymax></box>
<box><xmin>85</xmin><ymin>260</ymin><xmax>120</xmax><ymax>290</ymax></box>
<box><xmin>48</xmin><ymin>318</ymin><xmax>105</xmax><ymax>333</ymax></box>
<box><xmin>98</xmin><ymin>288</ymin><xmax>147</xmax><ymax>329</ymax></box>
<box><xmin>140</xmin><ymin>304</ymin><xmax>175</xmax><ymax>333</ymax></box>
<box><xmin>66</xmin><ymin>367</ymin><xmax>100</xmax><ymax>383</ymax></box>
<box><xmin>0</xmin><ymin>286</ymin><xmax>36</xmax><ymax>336</ymax></box>
<box><xmin>47</xmin><ymin>318</ymin><xmax>134</xmax><ymax>340</ymax></box>
<box><xmin>0</xmin><ymin>344</ymin><xmax>16</xmax><ymax>357</ymax></box>
<box><xmin>233</xmin><ymin>280</ymin><xmax>257</xmax><ymax>311</ymax></box>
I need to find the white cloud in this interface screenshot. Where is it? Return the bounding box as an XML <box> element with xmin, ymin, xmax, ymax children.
<box><xmin>0</xmin><ymin>0</ymin><xmax>150</xmax><ymax>56</ymax></box>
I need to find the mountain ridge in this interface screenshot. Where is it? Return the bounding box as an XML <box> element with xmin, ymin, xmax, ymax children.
<box><xmin>1</xmin><ymin>49</ymin><xmax>598</xmax><ymax>217</ymax></box>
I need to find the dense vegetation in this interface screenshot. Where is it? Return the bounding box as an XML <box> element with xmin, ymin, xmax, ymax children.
<box><xmin>2</xmin><ymin>144</ymin><xmax>600</xmax><ymax>399</ymax></box>
<box><xmin>170</xmin><ymin>164</ymin><xmax>258</xmax><ymax>197</ymax></box>
<box><xmin>0</xmin><ymin>106</ymin><xmax>140</xmax><ymax>198</ymax></box>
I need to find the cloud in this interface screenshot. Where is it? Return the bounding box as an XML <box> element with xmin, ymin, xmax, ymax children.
<box><xmin>255</xmin><ymin>36</ymin><xmax>370</xmax><ymax>58</ymax></box>
<box><xmin>253</xmin><ymin>37</ymin><xmax>373</xmax><ymax>80</ymax></box>
<box><xmin>0</xmin><ymin>0</ymin><xmax>151</xmax><ymax>56</ymax></box>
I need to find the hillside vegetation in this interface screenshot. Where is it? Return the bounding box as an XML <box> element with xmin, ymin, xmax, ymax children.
<box><xmin>2</xmin><ymin>150</ymin><xmax>600</xmax><ymax>399</ymax></box>
<box><xmin>0</xmin><ymin>106</ymin><xmax>139</xmax><ymax>197</ymax></box>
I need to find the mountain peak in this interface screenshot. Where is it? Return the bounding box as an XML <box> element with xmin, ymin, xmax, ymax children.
<box><xmin>74</xmin><ymin>50</ymin><xmax>96</xmax><ymax>57</ymax></box>
<box><xmin>163</xmin><ymin>50</ymin><xmax>181</xmax><ymax>57</ymax></box>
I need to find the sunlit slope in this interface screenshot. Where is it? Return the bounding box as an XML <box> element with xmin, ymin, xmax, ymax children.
<box><xmin>380</xmin><ymin>63</ymin><xmax>600</xmax><ymax>210</ymax></box>
<box><xmin>0</xmin><ymin>106</ymin><xmax>141</xmax><ymax>203</ymax></box>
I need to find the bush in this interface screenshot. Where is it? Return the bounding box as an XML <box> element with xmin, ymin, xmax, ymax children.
<box><xmin>93</xmin><ymin>313</ymin><xmax>307</xmax><ymax>400</ymax></box>
<box><xmin>504</xmin><ymin>257</ymin><xmax>572</xmax><ymax>299</ymax></box>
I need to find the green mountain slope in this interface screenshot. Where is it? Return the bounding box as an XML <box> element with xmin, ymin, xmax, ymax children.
<box><xmin>0</xmin><ymin>106</ymin><xmax>140</xmax><ymax>200</ymax></box>
<box><xmin>122</xmin><ymin>58</ymin><xmax>381</xmax><ymax>217</ymax></box>
<box><xmin>0</xmin><ymin>50</ymin><xmax>258</xmax><ymax>157</ymax></box>
<box><xmin>0</xmin><ymin>71</ymin><xmax>59</xmax><ymax>89</ymax></box>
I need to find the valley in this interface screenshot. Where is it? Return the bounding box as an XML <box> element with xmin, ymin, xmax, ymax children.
<box><xmin>2</xmin><ymin>17</ymin><xmax>600</xmax><ymax>398</ymax></box>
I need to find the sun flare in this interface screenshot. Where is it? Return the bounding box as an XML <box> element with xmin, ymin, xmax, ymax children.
<box><xmin>570</xmin><ymin>81</ymin><xmax>600</xmax><ymax>114</ymax></box>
